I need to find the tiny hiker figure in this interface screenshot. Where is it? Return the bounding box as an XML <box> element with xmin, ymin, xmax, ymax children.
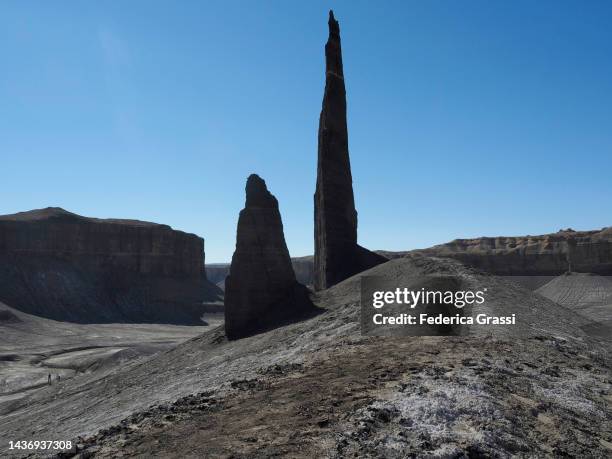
<box><xmin>48</xmin><ymin>373</ymin><xmax>51</xmax><ymax>385</ymax></box>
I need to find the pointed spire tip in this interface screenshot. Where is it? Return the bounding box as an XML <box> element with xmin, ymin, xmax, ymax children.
<box><xmin>328</xmin><ymin>9</ymin><xmax>339</xmax><ymax>36</ymax></box>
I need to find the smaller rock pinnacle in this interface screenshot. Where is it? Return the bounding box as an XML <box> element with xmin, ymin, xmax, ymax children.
<box><xmin>245</xmin><ymin>174</ymin><xmax>277</xmax><ymax>209</ymax></box>
<box><xmin>225</xmin><ymin>174</ymin><xmax>313</xmax><ymax>339</ymax></box>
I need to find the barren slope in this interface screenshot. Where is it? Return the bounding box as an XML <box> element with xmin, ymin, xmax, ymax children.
<box><xmin>0</xmin><ymin>303</ymin><xmax>212</xmax><ymax>407</ymax></box>
<box><xmin>1</xmin><ymin>257</ymin><xmax>610</xmax><ymax>458</ymax></box>
<box><xmin>536</xmin><ymin>273</ymin><xmax>612</xmax><ymax>313</ymax></box>
<box><xmin>536</xmin><ymin>273</ymin><xmax>612</xmax><ymax>339</ymax></box>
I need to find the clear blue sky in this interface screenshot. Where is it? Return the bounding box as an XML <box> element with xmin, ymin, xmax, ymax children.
<box><xmin>2</xmin><ymin>1</ymin><xmax>611</xmax><ymax>262</ymax></box>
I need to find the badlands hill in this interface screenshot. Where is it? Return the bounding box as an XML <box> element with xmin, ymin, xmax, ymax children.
<box><xmin>536</xmin><ymin>273</ymin><xmax>612</xmax><ymax>311</ymax></box>
<box><xmin>536</xmin><ymin>272</ymin><xmax>612</xmax><ymax>337</ymax></box>
<box><xmin>1</xmin><ymin>256</ymin><xmax>609</xmax><ymax>458</ymax></box>
<box><xmin>0</xmin><ymin>207</ymin><xmax>222</xmax><ymax>324</ymax></box>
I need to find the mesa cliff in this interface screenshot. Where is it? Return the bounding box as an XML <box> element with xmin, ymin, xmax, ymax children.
<box><xmin>0</xmin><ymin>207</ymin><xmax>221</xmax><ymax>323</ymax></box>
<box><xmin>207</xmin><ymin>227</ymin><xmax>612</xmax><ymax>287</ymax></box>
<box><xmin>416</xmin><ymin>228</ymin><xmax>612</xmax><ymax>276</ymax></box>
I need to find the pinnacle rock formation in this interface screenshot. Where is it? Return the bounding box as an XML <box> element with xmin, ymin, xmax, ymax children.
<box><xmin>314</xmin><ymin>11</ymin><xmax>386</xmax><ymax>290</ymax></box>
<box><xmin>225</xmin><ymin>174</ymin><xmax>312</xmax><ymax>339</ymax></box>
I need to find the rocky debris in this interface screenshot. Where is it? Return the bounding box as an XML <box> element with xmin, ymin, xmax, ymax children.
<box><xmin>53</xmin><ymin>391</ymin><xmax>223</xmax><ymax>458</ymax></box>
<box><xmin>258</xmin><ymin>362</ymin><xmax>304</xmax><ymax>377</ymax></box>
<box><xmin>230</xmin><ymin>378</ymin><xmax>266</xmax><ymax>391</ymax></box>
<box><xmin>224</xmin><ymin>175</ymin><xmax>313</xmax><ymax>339</ymax></box>
<box><xmin>314</xmin><ymin>10</ymin><xmax>386</xmax><ymax>290</ymax></box>
<box><xmin>50</xmin><ymin>336</ymin><xmax>611</xmax><ymax>459</ymax></box>
<box><xmin>0</xmin><ymin>207</ymin><xmax>222</xmax><ymax>324</ymax></box>
<box><xmin>336</xmin><ymin>338</ymin><xmax>611</xmax><ymax>458</ymax></box>
<box><xmin>417</xmin><ymin>227</ymin><xmax>612</xmax><ymax>277</ymax></box>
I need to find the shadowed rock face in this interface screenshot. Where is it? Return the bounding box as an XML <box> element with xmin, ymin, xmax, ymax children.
<box><xmin>225</xmin><ymin>175</ymin><xmax>312</xmax><ymax>339</ymax></box>
<box><xmin>314</xmin><ymin>11</ymin><xmax>386</xmax><ymax>290</ymax></box>
<box><xmin>0</xmin><ymin>207</ymin><xmax>221</xmax><ymax>324</ymax></box>
<box><xmin>206</xmin><ymin>256</ymin><xmax>315</xmax><ymax>289</ymax></box>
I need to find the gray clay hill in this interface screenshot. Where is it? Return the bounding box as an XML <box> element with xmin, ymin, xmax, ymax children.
<box><xmin>1</xmin><ymin>256</ymin><xmax>610</xmax><ymax>458</ymax></box>
<box><xmin>537</xmin><ymin>272</ymin><xmax>612</xmax><ymax>311</ymax></box>
<box><xmin>537</xmin><ymin>272</ymin><xmax>612</xmax><ymax>338</ymax></box>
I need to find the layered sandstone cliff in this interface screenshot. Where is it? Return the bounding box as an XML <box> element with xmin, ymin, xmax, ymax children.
<box><xmin>417</xmin><ymin>228</ymin><xmax>612</xmax><ymax>276</ymax></box>
<box><xmin>208</xmin><ymin>227</ymin><xmax>612</xmax><ymax>288</ymax></box>
<box><xmin>0</xmin><ymin>207</ymin><xmax>221</xmax><ymax>323</ymax></box>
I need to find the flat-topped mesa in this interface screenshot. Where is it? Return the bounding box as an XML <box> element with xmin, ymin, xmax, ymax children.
<box><xmin>417</xmin><ymin>228</ymin><xmax>612</xmax><ymax>277</ymax></box>
<box><xmin>225</xmin><ymin>175</ymin><xmax>312</xmax><ymax>339</ymax></box>
<box><xmin>0</xmin><ymin>207</ymin><xmax>222</xmax><ymax>324</ymax></box>
<box><xmin>314</xmin><ymin>11</ymin><xmax>386</xmax><ymax>290</ymax></box>
<box><xmin>0</xmin><ymin>207</ymin><xmax>204</xmax><ymax>278</ymax></box>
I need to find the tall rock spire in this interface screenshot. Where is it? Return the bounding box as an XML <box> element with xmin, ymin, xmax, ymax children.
<box><xmin>225</xmin><ymin>174</ymin><xmax>312</xmax><ymax>339</ymax></box>
<box><xmin>314</xmin><ymin>11</ymin><xmax>386</xmax><ymax>290</ymax></box>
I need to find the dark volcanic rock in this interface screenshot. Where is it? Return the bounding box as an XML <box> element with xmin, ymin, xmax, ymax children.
<box><xmin>0</xmin><ymin>207</ymin><xmax>222</xmax><ymax>324</ymax></box>
<box><xmin>225</xmin><ymin>175</ymin><xmax>312</xmax><ymax>339</ymax></box>
<box><xmin>314</xmin><ymin>11</ymin><xmax>386</xmax><ymax>290</ymax></box>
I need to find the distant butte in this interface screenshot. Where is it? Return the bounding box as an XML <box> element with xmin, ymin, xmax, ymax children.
<box><xmin>314</xmin><ymin>10</ymin><xmax>386</xmax><ymax>290</ymax></box>
<box><xmin>415</xmin><ymin>228</ymin><xmax>612</xmax><ymax>277</ymax></box>
<box><xmin>0</xmin><ymin>207</ymin><xmax>221</xmax><ymax>323</ymax></box>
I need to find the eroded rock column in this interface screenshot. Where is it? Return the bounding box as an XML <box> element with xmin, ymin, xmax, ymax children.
<box><xmin>225</xmin><ymin>174</ymin><xmax>311</xmax><ymax>339</ymax></box>
<box><xmin>314</xmin><ymin>11</ymin><xmax>386</xmax><ymax>290</ymax></box>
